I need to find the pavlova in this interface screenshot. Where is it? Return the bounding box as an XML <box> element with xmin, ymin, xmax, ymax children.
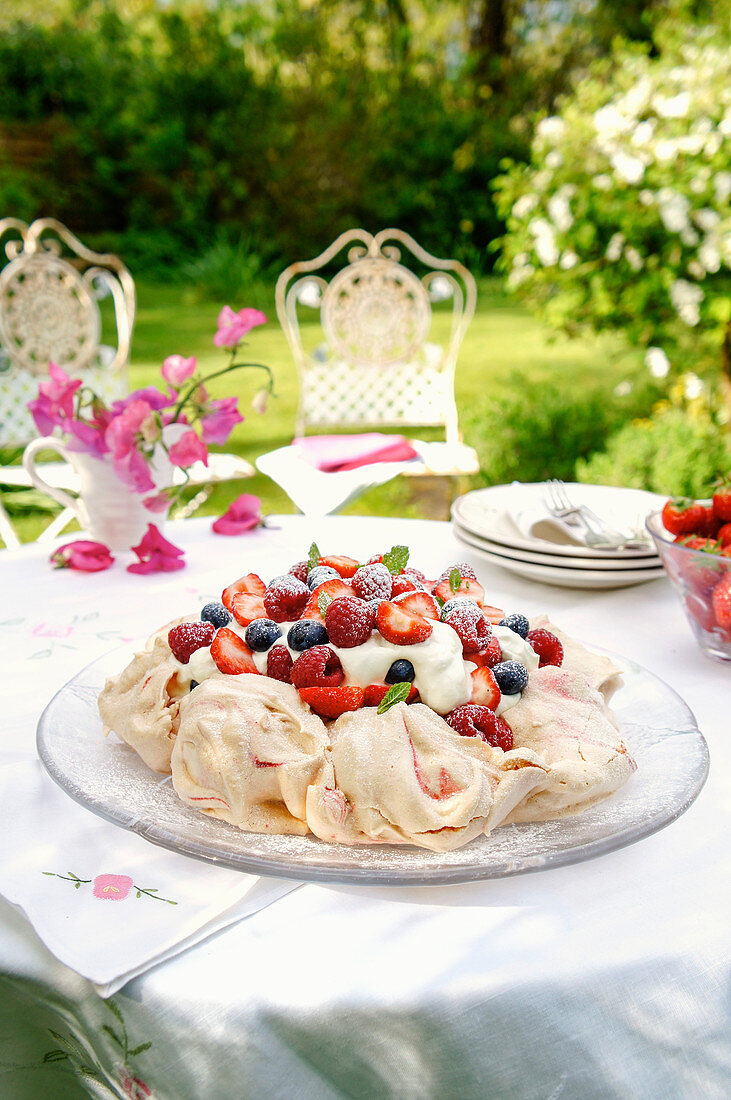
<box><xmin>98</xmin><ymin>545</ymin><xmax>635</xmax><ymax>851</ymax></box>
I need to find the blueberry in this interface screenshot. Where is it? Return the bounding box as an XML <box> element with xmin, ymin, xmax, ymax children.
<box><xmin>492</xmin><ymin>661</ymin><xmax>529</xmax><ymax>695</ymax></box>
<box><xmin>190</xmin><ymin>679</ymin><xmax>200</xmax><ymax>691</ymax></box>
<box><xmin>201</xmin><ymin>602</ymin><xmax>231</xmax><ymax>629</ymax></box>
<box><xmin>385</xmin><ymin>659</ymin><xmax>415</xmax><ymax>683</ymax></box>
<box><xmin>440</xmin><ymin>597</ymin><xmax>480</xmax><ymax>621</ymax></box>
<box><xmin>307</xmin><ymin>565</ymin><xmax>339</xmax><ymax>590</ymax></box>
<box><xmin>287</xmin><ymin>619</ymin><xmax>329</xmax><ymax>651</ymax></box>
<box><xmin>498</xmin><ymin>613</ymin><xmax>530</xmax><ymax>638</ymax></box>
<box><xmin>245</xmin><ymin>618</ymin><xmax>282</xmax><ymax>651</ymax></box>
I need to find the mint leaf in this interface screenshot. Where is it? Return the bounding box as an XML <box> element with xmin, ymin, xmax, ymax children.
<box><xmin>382</xmin><ymin>545</ymin><xmax>410</xmax><ymax>575</ymax></box>
<box><xmin>433</xmin><ymin>594</ymin><xmax>445</xmax><ymax>609</ymax></box>
<box><xmin>449</xmin><ymin>567</ymin><xmax>462</xmax><ymax>594</ymax></box>
<box><xmin>307</xmin><ymin>541</ymin><xmax>320</xmax><ymax>571</ymax></box>
<box><xmin>377</xmin><ymin>682</ymin><xmax>412</xmax><ymax>714</ymax></box>
<box><xmin>317</xmin><ymin>592</ymin><xmax>333</xmax><ymax>617</ymax></box>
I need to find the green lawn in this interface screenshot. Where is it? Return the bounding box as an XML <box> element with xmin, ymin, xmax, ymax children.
<box><xmin>4</xmin><ymin>277</ymin><xmax>643</xmax><ymax>541</ymax></box>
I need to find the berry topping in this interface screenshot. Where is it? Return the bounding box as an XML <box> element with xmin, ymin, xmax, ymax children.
<box><xmin>385</xmin><ymin>659</ymin><xmax>416</xmax><ymax>683</ymax></box>
<box><xmin>290</xmin><ymin>645</ymin><xmax>345</xmax><ymax>688</ymax></box>
<box><xmin>376</xmin><ymin>600</ymin><xmax>434</xmax><ymax>645</ymax></box>
<box><xmin>363</xmin><ymin>683</ymin><xmax>418</xmax><ymax>707</ymax></box>
<box><xmin>318</xmin><ymin>554</ymin><xmax>360</xmax><ymax>578</ymax></box>
<box><xmin>402</xmin><ymin>567</ymin><xmax>426</xmax><ymax>583</ymax></box>
<box><xmin>324</xmin><ymin>596</ymin><xmax>376</xmax><ymax>648</ymax></box>
<box><xmin>661</xmin><ymin>498</ymin><xmax>706</xmax><ymax>536</ymax></box>
<box><xmin>266</xmin><ymin>646</ymin><xmax>294</xmax><ymax>683</ymax></box>
<box><xmin>221</xmin><ymin>573</ymin><xmax>266</xmax><ymax>611</ymax></box>
<box><xmin>391</xmin><ymin>574</ymin><xmax>422</xmax><ymax>596</ymax></box>
<box><xmin>287</xmin><ymin>619</ymin><xmax>329</xmax><ymax>651</ymax></box>
<box><xmin>446</xmin><ymin>705</ymin><xmax>513</xmax><ymax>751</ymax></box>
<box><xmin>432</xmin><ymin>574</ymin><xmax>486</xmax><ymax>607</ymax></box>
<box><xmin>713</xmin><ymin>482</ymin><xmax>731</xmax><ymax>523</ymax></box>
<box><xmin>307</xmin><ymin>565</ymin><xmax>340</xmax><ymax>590</ymax></box>
<box><xmin>210</xmin><ymin>628</ymin><xmax>258</xmax><ymax>675</ymax></box>
<box><xmin>168</xmin><ymin>621</ymin><xmax>215</xmax><ymax>664</ymax></box>
<box><xmin>366</xmin><ymin>553</ymin><xmax>384</xmax><ymax>564</ymax></box>
<box><xmin>263</xmin><ymin>575</ymin><xmax>310</xmax><ymax>622</ymax></box>
<box><xmin>298</xmin><ymin>685</ymin><xmax>364</xmax><ymax>719</ymax></box>
<box><xmin>352</xmin><ymin>563</ymin><xmax>393</xmax><ymax>600</ymax></box>
<box><xmin>440</xmin><ymin>596</ymin><xmax>480</xmax><ymax>620</ymax></box>
<box><xmin>200</xmin><ymin>602</ymin><xmax>232</xmax><ymax>629</ymax></box>
<box><xmin>289</xmin><ymin>560</ymin><xmax>309</xmax><ymax>583</ymax></box>
<box><xmin>444</xmin><ymin>602</ymin><xmax>492</xmax><ymax>654</ymax></box>
<box><xmin>436</xmin><ymin>562</ymin><xmax>478</xmax><ymax>584</ymax></box>
<box><xmin>229</xmin><ymin>591</ymin><xmax>268</xmax><ymax>627</ymax></box>
<box><xmin>719</xmin><ymin>523</ymin><xmax>731</xmax><ymax>548</ymax></box>
<box><xmin>526</xmin><ymin>628</ymin><xmax>564</xmax><ymax>667</ymax></box>
<box><xmin>301</xmin><ymin>578</ymin><xmax>356</xmax><ymax>622</ymax></box>
<box><xmin>244</xmin><ymin>618</ymin><xmax>283</xmax><ymax>652</ymax></box>
<box><xmin>712</xmin><ymin>574</ymin><xmax>731</xmax><ymax>629</ymax></box>
<box><xmin>469</xmin><ymin>666</ymin><xmax>501</xmax><ymax>709</ymax></box>
<box><xmin>481</xmin><ymin>604</ymin><xmax>507</xmax><ymax>624</ymax></box>
<box><xmin>492</xmin><ymin>661</ymin><xmax>529</xmax><ymax>695</ymax></box>
<box><xmin>498</xmin><ymin>613</ymin><xmax>530</xmax><ymax>638</ymax></box>
<box><xmin>469</xmin><ymin>635</ymin><xmax>503</xmax><ymax>668</ymax></box>
<box><xmin>392</xmin><ymin>590</ymin><xmax>440</xmax><ymax>621</ymax></box>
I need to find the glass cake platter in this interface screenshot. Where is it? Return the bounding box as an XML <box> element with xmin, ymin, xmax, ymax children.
<box><xmin>36</xmin><ymin>646</ymin><xmax>709</xmax><ymax>886</ymax></box>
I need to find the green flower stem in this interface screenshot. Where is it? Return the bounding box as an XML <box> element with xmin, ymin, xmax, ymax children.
<box><xmin>172</xmin><ymin>359</ymin><xmax>274</xmax><ymax>423</ymax></box>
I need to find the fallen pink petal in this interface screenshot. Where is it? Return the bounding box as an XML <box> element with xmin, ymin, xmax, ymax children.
<box><xmin>212</xmin><ymin>493</ymin><xmax>263</xmax><ymax>535</ymax></box>
<box><xmin>50</xmin><ymin>540</ymin><xmax>115</xmax><ymax>572</ymax></box>
<box><xmin>127</xmin><ymin>524</ymin><xmax>186</xmax><ymax>574</ymax></box>
<box><xmin>213</xmin><ymin>305</ymin><xmax>267</xmax><ymax>347</ymax></box>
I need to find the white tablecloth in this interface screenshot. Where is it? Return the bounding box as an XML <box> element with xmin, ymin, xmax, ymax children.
<box><xmin>0</xmin><ymin>516</ymin><xmax>728</xmax><ymax>1099</ymax></box>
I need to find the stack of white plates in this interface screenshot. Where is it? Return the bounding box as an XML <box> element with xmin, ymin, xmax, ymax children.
<box><xmin>451</xmin><ymin>483</ymin><xmax>666</xmax><ymax>589</ymax></box>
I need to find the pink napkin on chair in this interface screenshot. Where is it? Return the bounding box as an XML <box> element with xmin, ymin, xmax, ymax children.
<box><xmin>293</xmin><ymin>434</ymin><xmax>418</xmax><ymax>472</ymax></box>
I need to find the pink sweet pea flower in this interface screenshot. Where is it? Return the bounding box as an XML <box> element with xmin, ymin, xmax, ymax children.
<box><xmin>167</xmin><ymin>430</ymin><xmax>208</xmax><ymax>469</ymax></box>
<box><xmin>27</xmin><ymin>362</ymin><xmax>83</xmax><ymax>434</ymax></box>
<box><xmin>200</xmin><ymin>397</ymin><xmax>243</xmax><ymax>445</ymax></box>
<box><xmin>142</xmin><ymin>489</ymin><xmax>173</xmax><ymax>513</ymax></box>
<box><xmin>66</xmin><ymin>419</ymin><xmax>109</xmax><ymax>457</ymax></box>
<box><xmin>112</xmin><ymin>387</ymin><xmax>171</xmax><ymax>415</ymax></box>
<box><xmin>127</xmin><ymin>524</ymin><xmax>185</xmax><ymax>574</ymax></box>
<box><xmin>213</xmin><ymin>306</ymin><xmax>267</xmax><ymax>348</ymax></box>
<box><xmin>162</xmin><ymin>354</ymin><xmax>197</xmax><ymax>388</ymax></box>
<box><xmin>212</xmin><ymin>493</ymin><xmax>263</xmax><ymax>535</ymax></box>
<box><xmin>105</xmin><ymin>400</ymin><xmax>156</xmax><ymax>492</ymax></box>
<box><xmin>93</xmin><ymin>874</ymin><xmax>134</xmax><ymax>900</ymax></box>
<box><xmin>50</xmin><ymin>540</ymin><xmax>115</xmax><ymax>572</ymax></box>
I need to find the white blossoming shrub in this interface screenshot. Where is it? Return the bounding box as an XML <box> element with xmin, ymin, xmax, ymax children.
<box><xmin>493</xmin><ymin>35</ymin><xmax>731</xmax><ymax>378</ymax></box>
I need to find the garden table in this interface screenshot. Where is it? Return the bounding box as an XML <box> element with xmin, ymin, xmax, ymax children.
<box><xmin>0</xmin><ymin>515</ymin><xmax>727</xmax><ymax>1100</ymax></box>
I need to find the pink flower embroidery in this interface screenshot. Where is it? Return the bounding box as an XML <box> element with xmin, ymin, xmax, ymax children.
<box><xmin>50</xmin><ymin>540</ymin><xmax>115</xmax><ymax>573</ymax></box>
<box><xmin>93</xmin><ymin>874</ymin><xmax>134</xmax><ymax>901</ymax></box>
<box><xmin>105</xmin><ymin>400</ymin><xmax>157</xmax><ymax>493</ymax></box>
<box><xmin>32</xmin><ymin>622</ymin><xmax>73</xmax><ymax>639</ymax></box>
<box><xmin>200</xmin><ymin>396</ymin><xmax>243</xmax><ymax>445</ymax></box>
<box><xmin>212</xmin><ymin>493</ymin><xmax>263</xmax><ymax>535</ymax></box>
<box><xmin>119</xmin><ymin>1072</ymin><xmax>152</xmax><ymax>1099</ymax></box>
<box><xmin>161</xmin><ymin>354</ymin><xmax>197</xmax><ymax>388</ymax></box>
<box><xmin>213</xmin><ymin>306</ymin><xmax>267</xmax><ymax>347</ymax></box>
<box><xmin>167</xmin><ymin>430</ymin><xmax>208</xmax><ymax>469</ymax></box>
<box><xmin>127</xmin><ymin>524</ymin><xmax>185</xmax><ymax>574</ymax></box>
<box><xmin>27</xmin><ymin>362</ymin><xmax>83</xmax><ymax>435</ymax></box>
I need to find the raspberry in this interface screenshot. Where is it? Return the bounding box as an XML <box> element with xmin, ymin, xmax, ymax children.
<box><xmin>168</xmin><ymin>621</ymin><xmax>215</xmax><ymax>663</ymax></box>
<box><xmin>366</xmin><ymin>554</ymin><xmax>384</xmax><ymax>564</ymax></box>
<box><xmin>471</xmin><ymin>635</ymin><xmax>502</xmax><ymax>668</ymax></box>
<box><xmin>526</xmin><ymin>628</ymin><xmax>564</xmax><ymax>667</ymax></box>
<box><xmin>352</xmin><ymin>563</ymin><xmax>393</xmax><ymax>600</ymax></box>
<box><xmin>402</xmin><ymin>567</ymin><xmax>426</xmax><ymax>583</ymax></box>
<box><xmin>290</xmin><ymin>645</ymin><xmax>344</xmax><ymax>688</ymax></box>
<box><xmin>444</xmin><ymin>602</ymin><xmax>491</xmax><ymax>654</ymax></box>
<box><xmin>324</xmin><ymin>596</ymin><xmax>376</xmax><ymax>648</ymax></box>
<box><xmin>263</xmin><ymin>575</ymin><xmax>310</xmax><ymax>622</ymax></box>
<box><xmin>267</xmin><ymin>646</ymin><xmax>294</xmax><ymax>683</ymax></box>
<box><xmin>289</xmin><ymin>560</ymin><xmax>309</xmax><ymax>583</ymax></box>
<box><xmin>446</xmin><ymin>705</ymin><xmax>513</xmax><ymax>751</ymax></box>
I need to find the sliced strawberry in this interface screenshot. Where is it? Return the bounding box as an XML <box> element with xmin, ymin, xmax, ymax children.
<box><xmin>481</xmin><ymin>604</ymin><xmax>506</xmax><ymax>624</ymax></box>
<box><xmin>432</xmin><ymin>576</ymin><xmax>486</xmax><ymax>607</ymax></box>
<box><xmin>301</xmin><ymin>578</ymin><xmax>355</xmax><ymax>622</ymax></box>
<box><xmin>376</xmin><ymin>600</ymin><xmax>433</xmax><ymax>645</ymax></box>
<box><xmin>470</xmin><ymin>666</ymin><xmax>501</xmax><ymax>709</ymax></box>
<box><xmin>229</xmin><ymin>592</ymin><xmax>267</xmax><ymax>626</ymax></box>
<box><xmin>318</xmin><ymin>554</ymin><xmax>360</xmax><ymax>578</ymax></box>
<box><xmin>298</xmin><ymin>685</ymin><xmax>365</xmax><ymax>719</ymax></box>
<box><xmin>391</xmin><ymin>575</ymin><xmax>421</xmax><ymax>597</ymax></box>
<box><xmin>392</xmin><ymin>590</ymin><xmax>440</xmax><ymax>621</ymax></box>
<box><xmin>221</xmin><ymin>573</ymin><xmax>266</xmax><ymax>611</ymax></box>
<box><xmin>210</xmin><ymin>628</ymin><xmax>259</xmax><ymax>675</ymax></box>
<box><xmin>363</xmin><ymin>683</ymin><xmax>419</xmax><ymax>707</ymax></box>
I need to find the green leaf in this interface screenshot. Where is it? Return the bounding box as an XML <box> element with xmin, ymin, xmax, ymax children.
<box><xmin>382</xmin><ymin>545</ymin><xmax>409</xmax><ymax>575</ymax></box>
<box><xmin>129</xmin><ymin>1041</ymin><xmax>152</xmax><ymax>1057</ymax></box>
<box><xmin>43</xmin><ymin>1049</ymin><xmax>69</xmax><ymax>1063</ymax></box>
<box><xmin>317</xmin><ymin>592</ymin><xmax>333</xmax><ymax>617</ymax></box>
<box><xmin>449</xmin><ymin>567</ymin><xmax>462</xmax><ymax>594</ymax></box>
<box><xmin>433</xmin><ymin>594</ymin><xmax>445</xmax><ymax>609</ymax></box>
<box><xmin>307</xmin><ymin>541</ymin><xmax>320</xmax><ymax>571</ymax></box>
<box><xmin>101</xmin><ymin>1025</ymin><xmax>124</xmax><ymax>1050</ymax></box>
<box><xmin>376</xmin><ymin>682</ymin><xmax>412</xmax><ymax>714</ymax></box>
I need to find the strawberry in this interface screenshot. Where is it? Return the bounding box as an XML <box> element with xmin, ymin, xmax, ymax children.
<box><xmin>676</xmin><ymin>536</ymin><xmax>721</xmax><ymax>553</ymax></box>
<box><xmin>221</xmin><ymin>573</ymin><xmax>266</xmax><ymax>611</ymax></box>
<box><xmin>392</xmin><ymin>590</ymin><xmax>440</xmax><ymax>622</ymax></box>
<box><xmin>318</xmin><ymin>554</ymin><xmax>360</xmax><ymax>578</ymax></box>
<box><xmin>661</xmin><ymin>498</ymin><xmax>706</xmax><ymax>536</ymax></box>
<box><xmin>682</xmin><ymin>555</ymin><xmax>725</xmax><ymax>596</ymax></box>
<box><xmin>210</xmin><ymin>628</ymin><xmax>259</xmax><ymax>675</ymax></box>
<box><xmin>712</xmin><ymin>482</ymin><xmax>731</xmax><ymax>523</ymax></box>
<box><xmin>168</xmin><ymin>621</ymin><xmax>215</xmax><ymax>663</ymax></box>
<box><xmin>298</xmin><ymin>685</ymin><xmax>364</xmax><ymax>719</ymax></box>
<box><xmin>363</xmin><ymin>683</ymin><xmax>419</xmax><ymax>707</ymax></box>
<box><xmin>469</xmin><ymin>666</ymin><xmax>501</xmax><ymax>709</ymax></box>
<box><xmin>697</xmin><ymin>505</ymin><xmax>723</xmax><ymax>538</ymax></box>
<box><xmin>711</xmin><ymin>574</ymin><xmax>731</xmax><ymax>629</ymax></box>
<box><xmin>481</xmin><ymin>604</ymin><xmax>506</xmax><ymax>624</ymax></box>
<box><xmin>432</xmin><ymin>576</ymin><xmax>486</xmax><ymax>607</ymax></box>
<box><xmin>376</xmin><ymin>600</ymin><xmax>433</xmax><ymax>645</ymax></box>
<box><xmin>684</xmin><ymin>592</ymin><xmax>716</xmax><ymax>633</ymax></box>
<box><xmin>468</xmin><ymin>636</ymin><xmax>502</xmax><ymax>668</ymax></box>
<box><xmin>391</xmin><ymin>575</ymin><xmax>422</xmax><ymax>597</ymax></box>
<box><xmin>718</xmin><ymin>523</ymin><xmax>731</xmax><ymax>548</ymax></box>
<box><xmin>301</xmin><ymin>578</ymin><xmax>355</xmax><ymax>622</ymax></box>
<box><xmin>229</xmin><ymin>592</ymin><xmax>267</xmax><ymax>626</ymax></box>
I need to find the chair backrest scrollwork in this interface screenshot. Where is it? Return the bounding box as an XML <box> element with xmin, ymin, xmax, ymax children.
<box><xmin>276</xmin><ymin>228</ymin><xmax>476</xmax><ymax>443</ymax></box>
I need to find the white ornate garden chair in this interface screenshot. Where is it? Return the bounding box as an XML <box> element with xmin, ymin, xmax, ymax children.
<box><xmin>256</xmin><ymin>228</ymin><xmax>479</xmax><ymax>515</ymax></box>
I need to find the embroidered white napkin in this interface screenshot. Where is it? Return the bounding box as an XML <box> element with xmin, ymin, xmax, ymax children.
<box><xmin>0</xmin><ymin>758</ymin><xmax>297</xmax><ymax>996</ymax></box>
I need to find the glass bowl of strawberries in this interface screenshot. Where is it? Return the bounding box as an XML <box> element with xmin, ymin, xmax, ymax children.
<box><xmin>646</xmin><ymin>488</ymin><xmax>731</xmax><ymax>662</ymax></box>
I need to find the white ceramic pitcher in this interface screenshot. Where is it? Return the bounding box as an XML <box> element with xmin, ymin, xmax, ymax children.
<box><xmin>23</xmin><ymin>437</ymin><xmax>174</xmax><ymax>551</ymax></box>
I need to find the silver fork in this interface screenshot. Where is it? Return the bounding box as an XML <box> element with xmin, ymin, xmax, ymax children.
<box><xmin>543</xmin><ymin>480</ymin><xmax>642</xmax><ymax>548</ymax></box>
